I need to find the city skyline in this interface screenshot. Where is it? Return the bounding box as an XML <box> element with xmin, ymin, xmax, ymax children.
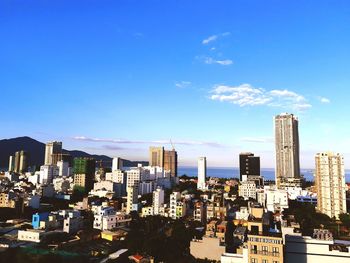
<box><xmin>1</xmin><ymin>1</ymin><xmax>350</xmax><ymax>168</ymax></box>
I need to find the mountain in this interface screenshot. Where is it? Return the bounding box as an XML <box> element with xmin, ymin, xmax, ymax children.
<box><xmin>0</xmin><ymin>136</ymin><xmax>148</xmax><ymax>169</ymax></box>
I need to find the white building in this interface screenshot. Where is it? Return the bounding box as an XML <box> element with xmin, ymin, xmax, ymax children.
<box><xmin>39</xmin><ymin>165</ymin><xmax>59</xmax><ymax>185</ymax></box>
<box><xmin>93</xmin><ymin>206</ymin><xmax>115</xmax><ymax>230</ymax></box>
<box><xmin>197</xmin><ymin>157</ymin><xmax>207</xmax><ymax>190</ymax></box>
<box><xmin>18</xmin><ymin>229</ymin><xmax>46</xmax><ymax>243</ymax></box>
<box><xmin>221</xmin><ymin>247</ymin><xmax>248</xmax><ymax>263</ymax></box>
<box><xmin>126</xmin><ymin>185</ymin><xmax>139</xmax><ymax>214</ymax></box>
<box><xmin>265</xmin><ymin>186</ymin><xmax>289</xmax><ymax>213</ymax></box>
<box><xmin>315</xmin><ymin>152</ymin><xmax>347</xmax><ymax>219</ymax></box>
<box><xmin>53</xmin><ymin>177</ymin><xmax>72</xmax><ymax>192</ymax></box>
<box><xmin>285</xmin><ymin>230</ymin><xmax>350</xmax><ymax>263</ymax></box>
<box><xmin>57</xmin><ymin>161</ymin><xmax>70</xmax><ymax>177</ymax></box>
<box><xmin>170</xmin><ymin>192</ymin><xmax>181</xmax><ymax>220</ymax></box>
<box><xmin>153</xmin><ymin>188</ymin><xmax>164</xmax><ymax>215</ymax></box>
<box><xmin>139</xmin><ymin>181</ymin><xmax>155</xmax><ymax>195</ymax></box>
<box><xmin>126</xmin><ymin>168</ymin><xmax>141</xmax><ymax>187</ymax></box>
<box><xmin>238</xmin><ymin>181</ymin><xmax>257</xmax><ymax>200</ymax></box>
<box><xmin>112</xmin><ymin>157</ymin><xmax>123</xmax><ymax>171</ymax></box>
<box><xmin>106</xmin><ymin>170</ymin><xmax>125</xmax><ymax>184</ymax></box>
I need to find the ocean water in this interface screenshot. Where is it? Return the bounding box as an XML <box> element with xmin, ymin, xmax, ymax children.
<box><xmin>178</xmin><ymin>167</ymin><xmax>350</xmax><ymax>183</ymax></box>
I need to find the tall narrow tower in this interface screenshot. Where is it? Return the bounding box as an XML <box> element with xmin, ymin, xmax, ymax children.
<box><xmin>274</xmin><ymin>113</ymin><xmax>300</xmax><ymax>188</ymax></box>
<box><xmin>197</xmin><ymin>157</ymin><xmax>207</xmax><ymax>190</ymax></box>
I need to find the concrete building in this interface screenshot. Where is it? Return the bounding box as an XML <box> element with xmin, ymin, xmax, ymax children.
<box><xmin>265</xmin><ymin>186</ymin><xmax>289</xmax><ymax>213</ymax></box>
<box><xmin>112</xmin><ymin>157</ymin><xmax>123</xmax><ymax>171</ymax></box>
<box><xmin>39</xmin><ymin>165</ymin><xmax>59</xmax><ymax>184</ymax></box>
<box><xmin>44</xmin><ymin>141</ymin><xmax>62</xmax><ymax>165</ymax></box>
<box><xmin>315</xmin><ymin>152</ymin><xmax>347</xmax><ymax>219</ymax></box>
<box><xmin>239</xmin><ymin>181</ymin><xmax>257</xmax><ymax>200</ymax></box>
<box><xmin>106</xmin><ymin>170</ymin><xmax>126</xmax><ymax>184</ymax></box>
<box><xmin>285</xmin><ymin>229</ymin><xmax>350</xmax><ymax>263</ymax></box>
<box><xmin>152</xmin><ymin>188</ymin><xmax>164</xmax><ymax>215</ymax></box>
<box><xmin>193</xmin><ymin>201</ymin><xmax>206</xmax><ymax>223</ymax></box>
<box><xmin>274</xmin><ymin>113</ymin><xmax>301</xmax><ymax>188</ymax></box>
<box><xmin>57</xmin><ymin>160</ymin><xmax>70</xmax><ymax>177</ymax></box>
<box><xmin>14</xmin><ymin>150</ymin><xmax>29</xmax><ymax>173</ymax></box>
<box><xmin>169</xmin><ymin>191</ymin><xmax>181</xmax><ymax>219</ymax></box>
<box><xmin>197</xmin><ymin>157</ymin><xmax>207</xmax><ymax>190</ymax></box>
<box><xmin>239</xmin><ymin>152</ymin><xmax>260</xmax><ymax>181</ymax></box>
<box><xmin>73</xmin><ymin>157</ymin><xmax>96</xmax><ymax>192</ymax></box>
<box><xmin>248</xmin><ymin>234</ymin><xmax>284</xmax><ymax>263</ymax></box>
<box><xmin>8</xmin><ymin>155</ymin><xmax>14</xmax><ymax>172</ymax></box>
<box><xmin>149</xmin><ymin>146</ymin><xmax>164</xmax><ymax>167</ymax></box>
<box><xmin>126</xmin><ymin>168</ymin><xmax>141</xmax><ymax>187</ymax></box>
<box><xmin>190</xmin><ymin>236</ymin><xmax>225</xmax><ymax>261</ymax></box>
<box><xmin>126</xmin><ymin>185</ymin><xmax>139</xmax><ymax>214</ymax></box>
<box><xmin>164</xmin><ymin>149</ymin><xmax>178</xmax><ymax>177</ymax></box>
<box><xmin>18</xmin><ymin>229</ymin><xmax>46</xmax><ymax>243</ymax></box>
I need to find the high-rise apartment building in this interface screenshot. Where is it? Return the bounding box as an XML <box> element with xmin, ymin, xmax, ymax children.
<box><xmin>44</xmin><ymin>141</ymin><xmax>62</xmax><ymax>165</ymax></box>
<box><xmin>152</xmin><ymin>188</ymin><xmax>164</xmax><ymax>215</ymax></box>
<box><xmin>14</xmin><ymin>151</ymin><xmax>21</xmax><ymax>173</ymax></box>
<box><xmin>164</xmin><ymin>149</ymin><xmax>178</xmax><ymax>177</ymax></box>
<box><xmin>315</xmin><ymin>152</ymin><xmax>347</xmax><ymax>219</ymax></box>
<box><xmin>197</xmin><ymin>157</ymin><xmax>207</xmax><ymax>190</ymax></box>
<box><xmin>73</xmin><ymin>157</ymin><xmax>96</xmax><ymax>192</ymax></box>
<box><xmin>274</xmin><ymin>113</ymin><xmax>300</xmax><ymax>188</ymax></box>
<box><xmin>8</xmin><ymin>156</ymin><xmax>14</xmax><ymax>172</ymax></box>
<box><xmin>149</xmin><ymin>146</ymin><xmax>164</xmax><ymax>167</ymax></box>
<box><xmin>112</xmin><ymin>157</ymin><xmax>123</xmax><ymax>171</ymax></box>
<box><xmin>239</xmin><ymin>152</ymin><xmax>260</xmax><ymax>181</ymax></box>
<box><xmin>126</xmin><ymin>185</ymin><xmax>139</xmax><ymax>214</ymax></box>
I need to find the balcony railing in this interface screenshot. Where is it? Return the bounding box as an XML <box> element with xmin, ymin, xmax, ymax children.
<box><xmin>250</xmin><ymin>250</ymin><xmax>280</xmax><ymax>257</ymax></box>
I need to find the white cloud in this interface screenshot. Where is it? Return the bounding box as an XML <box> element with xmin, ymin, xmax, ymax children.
<box><xmin>210</xmin><ymin>84</ymin><xmax>312</xmax><ymax>110</ymax></box>
<box><xmin>205</xmin><ymin>57</ymin><xmax>233</xmax><ymax>66</ymax></box>
<box><xmin>73</xmin><ymin>136</ymin><xmax>223</xmax><ymax>147</ymax></box>
<box><xmin>202</xmin><ymin>35</ymin><xmax>218</xmax><ymax>44</ymax></box>
<box><xmin>202</xmin><ymin>32</ymin><xmax>231</xmax><ymax>45</ymax></box>
<box><xmin>175</xmin><ymin>81</ymin><xmax>191</xmax><ymax>89</ymax></box>
<box><xmin>240</xmin><ymin>137</ymin><xmax>274</xmax><ymax>143</ymax></box>
<box><xmin>319</xmin><ymin>97</ymin><xmax>330</xmax><ymax>103</ymax></box>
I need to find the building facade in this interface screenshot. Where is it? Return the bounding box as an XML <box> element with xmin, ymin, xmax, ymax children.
<box><xmin>315</xmin><ymin>152</ymin><xmax>347</xmax><ymax>219</ymax></box>
<box><xmin>197</xmin><ymin>157</ymin><xmax>207</xmax><ymax>190</ymax></box>
<box><xmin>274</xmin><ymin>113</ymin><xmax>301</xmax><ymax>188</ymax></box>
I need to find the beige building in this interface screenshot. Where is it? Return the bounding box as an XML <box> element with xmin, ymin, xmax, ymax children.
<box><xmin>315</xmin><ymin>152</ymin><xmax>346</xmax><ymax>219</ymax></box>
<box><xmin>248</xmin><ymin>234</ymin><xmax>284</xmax><ymax>263</ymax></box>
<box><xmin>274</xmin><ymin>113</ymin><xmax>300</xmax><ymax>188</ymax></box>
<box><xmin>164</xmin><ymin>149</ymin><xmax>177</xmax><ymax>177</ymax></box>
<box><xmin>149</xmin><ymin>146</ymin><xmax>164</xmax><ymax>167</ymax></box>
<box><xmin>44</xmin><ymin>141</ymin><xmax>62</xmax><ymax>165</ymax></box>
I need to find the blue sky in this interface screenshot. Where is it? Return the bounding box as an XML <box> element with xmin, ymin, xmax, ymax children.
<box><xmin>1</xmin><ymin>1</ymin><xmax>350</xmax><ymax>168</ymax></box>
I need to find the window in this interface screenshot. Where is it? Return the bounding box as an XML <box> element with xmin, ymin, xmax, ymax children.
<box><xmin>262</xmin><ymin>260</ymin><xmax>268</xmax><ymax>263</ymax></box>
<box><xmin>262</xmin><ymin>246</ymin><xmax>268</xmax><ymax>255</ymax></box>
<box><xmin>251</xmin><ymin>259</ymin><xmax>258</xmax><ymax>263</ymax></box>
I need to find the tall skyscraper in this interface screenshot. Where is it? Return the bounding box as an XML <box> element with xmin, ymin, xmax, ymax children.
<box><xmin>197</xmin><ymin>157</ymin><xmax>207</xmax><ymax>190</ymax></box>
<box><xmin>44</xmin><ymin>141</ymin><xmax>62</xmax><ymax>165</ymax></box>
<box><xmin>315</xmin><ymin>152</ymin><xmax>347</xmax><ymax>219</ymax></box>
<box><xmin>19</xmin><ymin>151</ymin><xmax>28</xmax><ymax>173</ymax></box>
<box><xmin>164</xmin><ymin>149</ymin><xmax>178</xmax><ymax>177</ymax></box>
<box><xmin>14</xmin><ymin>151</ymin><xmax>21</xmax><ymax>173</ymax></box>
<box><xmin>274</xmin><ymin>113</ymin><xmax>300</xmax><ymax>188</ymax></box>
<box><xmin>112</xmin><ymin>157</ymin><xmax>123</xmax><ymax>171</ymax></box>
<box><xmin>149</xmin><ymin>146</ymin><xmax>164</xmax><ymax>167</ymax></box>
<box><xmin>8</xmin><ymin>156</ymin><xmax>14</xmax><ymax>172</ymax></box>
<box><xmin>239</xmin><ymin>152</ymin><xmax>260</xmax><ymax>181</ymax></box>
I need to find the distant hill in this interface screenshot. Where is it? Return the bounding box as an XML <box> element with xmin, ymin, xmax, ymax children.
<box><xmin>0</xmin><ymin>136</ymin><xmax>148</xmax><ymax>169</ymax></box>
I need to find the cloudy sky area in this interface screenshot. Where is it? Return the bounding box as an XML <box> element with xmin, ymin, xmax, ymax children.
<box><xmin>1</xmin><ymin>1</ymin><xmax>350</xmax><ymax>168</ymax></box>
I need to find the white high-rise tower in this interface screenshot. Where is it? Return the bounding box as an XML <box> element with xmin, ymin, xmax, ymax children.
<box><xmin>197</xmin><ymin>157</ymin><xmax>207</xmax><ymax>190</ymax></box>
<box><xmin>315</xmin><ymin>152</ymin><xmax>346</xmax><ymax>219</ymax></box>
